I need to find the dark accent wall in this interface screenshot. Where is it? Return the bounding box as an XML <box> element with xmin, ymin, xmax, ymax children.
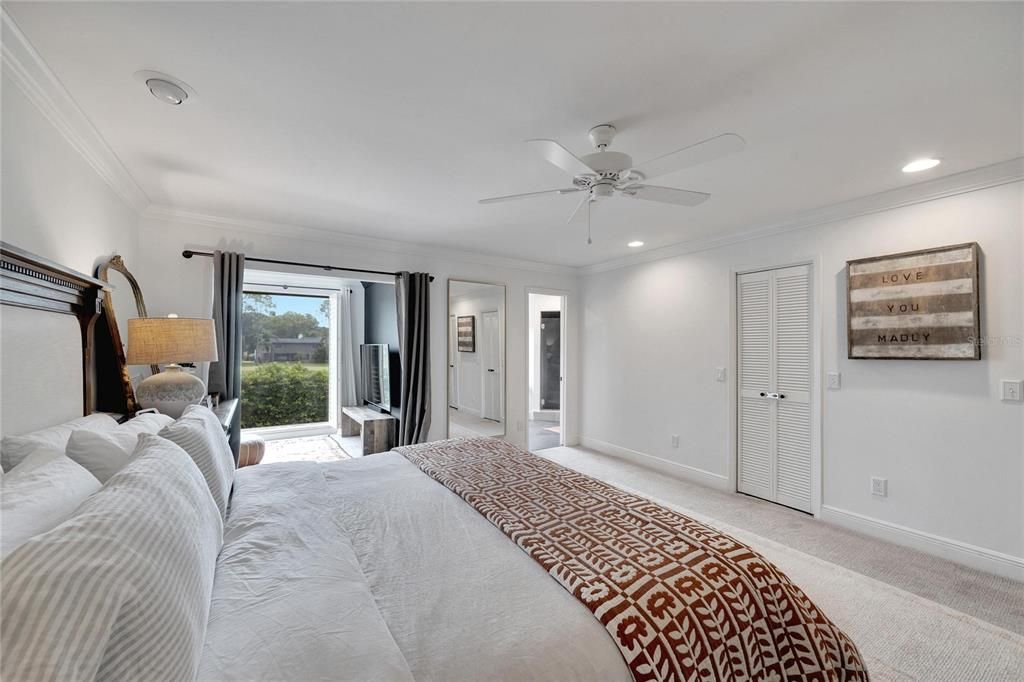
<box><xmin>362</xmin><ymin>282</ymin><xmax>402</xmax><ymax>418</ymax></box>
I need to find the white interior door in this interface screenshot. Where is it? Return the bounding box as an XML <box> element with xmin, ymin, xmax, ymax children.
<box><xmin>737</xmin><ymin>264</ymin><xmax>813</xmax><ymax>513</ymax></box>
<box><xmin>448</xmin><ymin>314</ymin><xmax>458</xmax><ymax>409</ymax></box>
<box><xmin>481</xmin><ymin>310</ymin><xmax>502</xmax><ymax>422</ymax></box>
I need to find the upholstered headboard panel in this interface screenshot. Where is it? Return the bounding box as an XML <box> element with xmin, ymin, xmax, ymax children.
<box><xmin>0</xmin><ymin>242</ymin><xmax>107</xmax><ymax>436</ymax></box>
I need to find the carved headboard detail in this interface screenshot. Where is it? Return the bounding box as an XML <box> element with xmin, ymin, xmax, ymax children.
<box><xmin>0</xmin><ymin>242</ymin><xmax>109</xmax><ymax>415</ymax></box>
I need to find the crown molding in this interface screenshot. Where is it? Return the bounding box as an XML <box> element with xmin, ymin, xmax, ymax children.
<box><xmin>141</xmin><ymin>204</ymin><xmax>578</xmax><ymax>276</ymax></box>
<box><xmin>579</xmin><ymin>156</ymin><xmax>1024</xmax><ymax>276</ymax></box>
<box><xmin>1</xmin><ymin>9</ymin><xmax>149</xmax><ymax>213</ymax></box>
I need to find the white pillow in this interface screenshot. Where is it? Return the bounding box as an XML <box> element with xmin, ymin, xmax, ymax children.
<box><xmin>1</xmin><ymin>413</ymin><xmax>119</xmax><ymax>472</ymax></box>
<box><xmin>0</xmin><ymin>454</ymin><xmax>101</xmax><ymax>559</ymax></box>
<box><xmin>0</xmin><ymin>433</ymin><xmax>223</xmax><ymax>680</ymax></box>
<box><xmin>159</xmin><ymin>405</ymin><xmax>235</xmax><ymax>519</ymax></box>
<box><xmin>65</xmin><ymin>413</ymin><xmax>175</xmax><ymax>483</ymax></box>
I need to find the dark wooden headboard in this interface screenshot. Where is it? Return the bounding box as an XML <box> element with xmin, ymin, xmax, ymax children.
<box><xmin>0</xmin><ymin>242</ymin><xmax>108</xmax><ymax>416</ymax></box>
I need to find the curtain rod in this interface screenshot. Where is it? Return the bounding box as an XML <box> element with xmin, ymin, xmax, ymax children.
<box><xmin>181</xmin><ymin>250</ymin><xmax>434</xmax><ymax>282</ymax></box>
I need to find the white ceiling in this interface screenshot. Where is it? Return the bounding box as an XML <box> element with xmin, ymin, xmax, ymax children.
<box><xmin>7</xmin><ymin>2</ymin><xmax>1022</xmax><ymax>267</ymax></box>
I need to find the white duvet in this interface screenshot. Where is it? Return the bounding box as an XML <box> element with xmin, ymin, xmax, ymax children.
<box><xmin>200</xmin><ymin>452</ymin><xmax>630</xmax><ymax>682</ymax></box>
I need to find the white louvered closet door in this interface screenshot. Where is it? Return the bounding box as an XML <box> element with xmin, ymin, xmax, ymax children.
<box><xmin>737</xmin><ymin>265</ymin><xmax>813</xmax><ymax>513</ymax></box>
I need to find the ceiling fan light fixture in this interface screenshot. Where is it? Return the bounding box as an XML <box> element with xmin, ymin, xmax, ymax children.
<box><xmin>902</xmin><ymin>158</ymin><xmax>941</xmax><ymax>173</ymax></box>
<box><xmin>627</xmin><ymin>241</ymin><xmax>644</xmax><ymax>248</ymax></box>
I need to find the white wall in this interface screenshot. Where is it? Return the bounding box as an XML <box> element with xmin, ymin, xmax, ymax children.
<box><xmin>1</xmin><ymin>70</ymin><xmax>143</xmax><ymax>434</ymax></box>
<box><xmin>580</xmin><ymin>182</ymin><xmax>1023</xmax><ymax>572</ymax></box>
<box><xmin>136</xmin><ymin>212</ymin><xmax>579</xmax><ymax>449</ymax></box>
<box><xmin>1</xmin><ymin>72</ymin><xmax>140</xmax><ymax>275</ymax></box>
<box><xmin>528</xmin><ymin>294</ymin><xmax>562</xmax><ymax>415</ymax></box>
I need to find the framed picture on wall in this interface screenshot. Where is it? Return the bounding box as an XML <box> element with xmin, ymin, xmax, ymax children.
<box><xmin>457</xmin><ymin>315</ymin><xmax>476</xmax><ymax>352</ymax></box>
<box><xmin>846</xmin><ymin>242</ymin><xmax>980</xmax><ymax>360</ymax></box>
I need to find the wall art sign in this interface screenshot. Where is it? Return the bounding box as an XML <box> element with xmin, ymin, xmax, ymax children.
<box><xmin>847</xmin><ymin>242</ymin><xmax>980</xmax><ymax>360</ymax></box>
<box><xmin>457</xmin><ymin>315</ymin><xmax>476</xmax><ymax>352</ymax></box>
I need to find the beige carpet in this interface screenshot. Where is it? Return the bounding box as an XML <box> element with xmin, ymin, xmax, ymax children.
<box><xmin>540</xmin><ymin>447</ymin><xmax>1024</xmax><ymax>682</ymax></box>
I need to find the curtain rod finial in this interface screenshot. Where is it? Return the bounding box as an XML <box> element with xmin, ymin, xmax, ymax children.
<box><xmin>182</xmin><ymin>250</ymin><xmax>194</xmax><ymax>259</ymax></box>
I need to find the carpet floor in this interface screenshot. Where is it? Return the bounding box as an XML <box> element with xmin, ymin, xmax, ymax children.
<box><xmin>540</xmin><ymin>447</ymin><xmax>1024</xmax><ymax>681</ymax></box>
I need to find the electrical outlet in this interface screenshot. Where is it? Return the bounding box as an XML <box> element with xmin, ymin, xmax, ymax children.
<box><xmin>1001</xmin><ymin>379</ymin><xmax>1023</xmax><ymax>402</ymax></box>
<box><xmin>714</xmin><ymin>367</ymin><xmax>726</xmax><ymax>382</ymax></box>
<box><xmin>671</xmin><ymin>434</ymin><xmax>680</xmax><ymax>448</ymax></box>
<box><xmin>827</xmin><ymin>372</ymin><xmax>841</xmax><ymax>390</ymax></box>
<box><xmin>870</xmin><ymin>477</ymin><xmax>888</xmax><ymax>497</ymax></box>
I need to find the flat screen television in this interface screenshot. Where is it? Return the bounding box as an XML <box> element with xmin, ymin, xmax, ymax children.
<box><xmin>360</xmin><ymin>343</ymin><xmax>391</xmax><ymax>413</ymax></box>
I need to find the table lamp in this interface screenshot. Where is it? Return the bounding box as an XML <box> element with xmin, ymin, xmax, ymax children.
<box><xmin>127</xmin><ymin>315</ymin><xmax>219</xmax><ymax>418</ymax></box>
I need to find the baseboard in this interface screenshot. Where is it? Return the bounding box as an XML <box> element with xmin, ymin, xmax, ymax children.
<box><xmin>580</xmin><ymin>436</ymin><xmax>730</xmax><ymax>492</ymax></box>
<box><xmin>819</xmin><ymin>505</ymin><xmax>1024</xmax><ymax>581</ymax></box>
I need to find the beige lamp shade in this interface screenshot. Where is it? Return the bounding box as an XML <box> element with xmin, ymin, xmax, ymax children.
<box><xmin>127</xmin><ymin>317</ymin><xmax>219</xmax><ymax>365</ymax></box>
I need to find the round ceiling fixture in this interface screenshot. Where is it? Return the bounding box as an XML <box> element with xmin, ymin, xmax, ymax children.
<box><xmin>902</xmin><ymin>158</ymin><xmax>941</xmax><ymax>173</ymax></box>
<box><xmin>627</xmin><ymin>240</ymin><xmax>644</xmax><ymax>248</ymax></box>
<box><xmin>133</xmin><ymin>70</ymin><xmax>195</xmax><ymax>106</ymax></box>
<box><xmin>146</xmin><ymin>79</ymin><xmax>187</xmax><ymax>105</ymax></box>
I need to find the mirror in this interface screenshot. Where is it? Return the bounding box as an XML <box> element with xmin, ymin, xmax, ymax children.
<box><xmin>447</xmin><ymin>279</ymin><xmax>506</xmax><ymax>439</ymax></box>
<box><xmin>95</xmin><ymin>255</ymin><xmax>155</xmax><ymax>414</ymax></box>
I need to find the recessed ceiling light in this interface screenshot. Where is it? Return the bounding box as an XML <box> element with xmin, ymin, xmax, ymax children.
<box><xmin>902</xmin><ymin>158</ymin><xmax>941</xmax><ymax>173</ymax></box>
<box><xmin>146</xmin><ymin>78</ymin><xmax>187</xmax><ymax>105</ymax></box>
<box><xmin>133</xmin><ymin>70</ymin><xmax>194</xmax><ymax>106</ymax></box>
<box><xmin>627</xmin><ymin>241</ymin><xmax>644</xmax><ymax>248</ymax></box>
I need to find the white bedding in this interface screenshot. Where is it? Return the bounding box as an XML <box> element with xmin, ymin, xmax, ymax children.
<box><xmin>201</xmin><ymin>452</ymin><xmax>630</xmax><ymax>682</ymax></box>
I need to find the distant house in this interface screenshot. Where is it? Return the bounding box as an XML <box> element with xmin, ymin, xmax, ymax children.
<box><xmin>255</xmin><ymin>336</ymin><xmax>323</xmax><ymax>363</ymax></box>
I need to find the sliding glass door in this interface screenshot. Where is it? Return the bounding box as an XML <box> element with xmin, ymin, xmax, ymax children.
<box><xmin>240</xmin><ymin>290</ymin><xmax>331</xmax><ymax>431</ymax></box>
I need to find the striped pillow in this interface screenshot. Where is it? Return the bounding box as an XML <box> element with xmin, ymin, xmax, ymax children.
<box><xmin>0</xmin><ymin>433</ymin><xmax>223</xmax><ymax>681</ymax></box>
<box><xmin>159</xmin><ymin>405</ymin><xmax>235</xmax><ymax>519</ymax></box>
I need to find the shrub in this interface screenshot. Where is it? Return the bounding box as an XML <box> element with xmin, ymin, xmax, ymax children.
<box><xmin>240</xmin><ymin>363</ymin><xmax>328</xmax><ymax>428</ymax></box>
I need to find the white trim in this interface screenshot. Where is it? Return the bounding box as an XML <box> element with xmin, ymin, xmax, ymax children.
<box><xmin>1</xmin><ymin>9</ymin><xmax>149</xmax><ymax>212</ymax></box>
<box><xmin>579</xmin><ymin>157</ymin><xmax>1024</xmax><ymax>276</ymax></box>
<box><xmin>580</xmin><ymin>436</ymin><xmax>730</xmax><ymax>492</ymax></box>
<box><xmin>819</xmin><ymin>505</ymin><xmax>1024</xmax><ymax>581</ymax></box>
<box><xmin>144</xmin><ymin>204</ymin><xmax>577</xmax><ymax>276</ymax></box>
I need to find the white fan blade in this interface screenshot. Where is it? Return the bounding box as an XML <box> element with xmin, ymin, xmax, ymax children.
<box><xmin>527</xmin><ymin>139</ymin><xmax>596</xmax><ymax>176</ymax></box>
<box><xmin>478</xmin><ymin>188</ymin><xmax>581</xmax><ymax>204</ymax></box>
<box><xmin>566</xmin><ymin>193</ymin><xmax>592</xmax><ymax>224</ymax></box>
<box><xmin>632</xmin><ymin>133</ymin><xmax>745</xmax><ymax>182</ymax></box>
<box><xmin>621</xmin><ymin>185</ymin><xmax>710</xmax><ymax>207</ymax></box>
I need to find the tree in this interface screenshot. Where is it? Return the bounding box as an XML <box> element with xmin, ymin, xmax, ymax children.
<box><xmin>318</xmin><ymin>298</ymin><xmax>330</xmax><ymax>322</ymax></box>
<box><xmin>244</xmin><ymin>293</ymin><xmax>276</xmax><ymax>316</ymax></box>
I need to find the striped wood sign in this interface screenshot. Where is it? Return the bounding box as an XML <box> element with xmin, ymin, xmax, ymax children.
<box><xmin>847</xmin><ymin>242</ymin><xmax>980</xmax><ymax>360</ymax></box>
<box><xmin>456</xmin><ymin>315</ymin><xmax>475</xmax><ymax>352</ymax></box>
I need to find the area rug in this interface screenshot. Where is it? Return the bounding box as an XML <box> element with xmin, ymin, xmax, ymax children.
<box><xmin>541</xmin><ymin>452</ymin><xmax>1024</xmax><ymax>681</ymax></box>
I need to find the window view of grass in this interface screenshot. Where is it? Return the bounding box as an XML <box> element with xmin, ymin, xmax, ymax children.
<box><xmin>240</xmin><ymin>292</ymin><xmax>330</xmax><ymax>429</ymax></box>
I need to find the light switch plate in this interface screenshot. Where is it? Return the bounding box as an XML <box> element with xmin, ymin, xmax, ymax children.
<box><xmin>827</xmin><ymin>372</ymin><xmax>841</xmax><ymax>390</ymax></box>
<box><xmin>714</xmin><ymin>367</ymin><xmax>726</xmax><ymax>382</ymax></box>
<box><xmin>671</xmin><ymin>434</ymin><xmax>680</xmax><ymax>448</ymax></box>
<box><xmin>1002</xmin><ymin>380</ymin><xmax>1023</xmax><ymax>402</ymax></box>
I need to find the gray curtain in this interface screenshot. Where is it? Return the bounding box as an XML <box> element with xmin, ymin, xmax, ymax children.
<box><xmin>209</xmin><ymin>250</ymin><xmax>245</xmax><ymax>460</ymax></box>
<box><xmin>395</xmin><ymin>272</ymin><xmax>431</xmax><ymax>445</ymax></box>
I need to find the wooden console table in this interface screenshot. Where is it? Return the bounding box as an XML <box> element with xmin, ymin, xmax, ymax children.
<box><xmin>341</xmin><ymin>405</ymin><xmax>396</xmax><ymax>456</ymax></box>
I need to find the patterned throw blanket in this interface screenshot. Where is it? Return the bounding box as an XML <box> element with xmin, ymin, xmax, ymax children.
<box><xmin>397</xmin><ymin>438</ymin><xmax>868</xmax><ymax>682</ymax></box>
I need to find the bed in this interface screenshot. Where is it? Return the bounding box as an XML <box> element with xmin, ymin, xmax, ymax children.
<box><xmin>0</xmin><ymin>244</ymin><xmax>866</xmax><ymax>681</ymax></box>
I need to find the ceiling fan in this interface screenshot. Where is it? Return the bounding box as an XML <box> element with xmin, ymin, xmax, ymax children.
<box><xmin>479</xmin><ymin>124</ymin><xmax>745</xmax><ymax>228</ymax></box>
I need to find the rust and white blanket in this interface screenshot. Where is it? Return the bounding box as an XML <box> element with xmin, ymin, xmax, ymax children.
<box><xmin>397</xmin><ymin>438</ymin><xmax>868</xmax><ymax>682</ymax></box>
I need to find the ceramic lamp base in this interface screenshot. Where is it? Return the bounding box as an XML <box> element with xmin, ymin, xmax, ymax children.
<box><xmin>136</xmin><ymin>365</ymin><xmax>206</xmax><ymax>418</ymax></box>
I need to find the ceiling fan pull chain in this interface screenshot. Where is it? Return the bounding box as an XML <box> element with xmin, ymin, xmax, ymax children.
<box><xmin>587</xmin><ymin>195</ymin><xmax>593</xmax><ymax>245</ymax></box>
